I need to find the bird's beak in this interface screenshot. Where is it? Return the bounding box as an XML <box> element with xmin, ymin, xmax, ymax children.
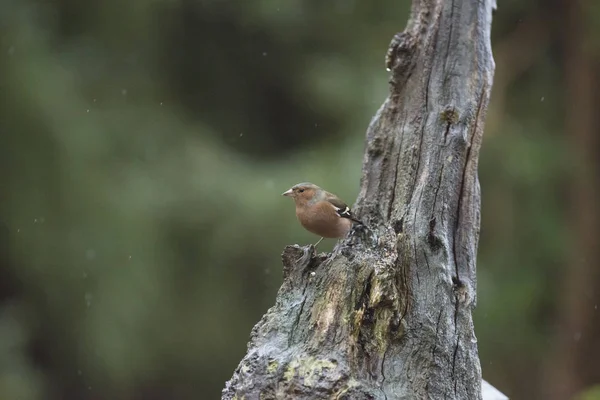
<box><xmin>282</xmin><ymin>189</ymin><xmax>294</xmax><ymax>197</ymax></box>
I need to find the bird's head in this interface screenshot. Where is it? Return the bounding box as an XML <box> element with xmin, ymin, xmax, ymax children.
<box><xmin>282</xmin><ymin>182</ymin><xmax>321</xmax><ymax>206</ymax></box>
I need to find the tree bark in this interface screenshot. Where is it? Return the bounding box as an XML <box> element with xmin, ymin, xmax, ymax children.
<box><xmin>222</xmin><ymin>0</ymin><xmax>495</xmax><ymax>398</ymax></box>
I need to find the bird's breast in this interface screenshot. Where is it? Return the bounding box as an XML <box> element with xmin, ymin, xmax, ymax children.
<box><xmin>295</xmin><ymin>205</ymin><xmax>352</xmax><ymax>238</ymax></box>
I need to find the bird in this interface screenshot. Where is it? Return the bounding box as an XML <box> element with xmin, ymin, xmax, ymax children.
<box><xmin>282</xmin><ymin>182</ymin><xmax>363</xmax><ymax>247</ymax></box>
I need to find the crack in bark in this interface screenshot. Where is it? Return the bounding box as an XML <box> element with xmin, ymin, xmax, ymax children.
<box><xmin>451</xmin><ymin>332</ymin><xmax>461</xmax><ymax>397</ymax></box>
<box><xmin>432</xmin><ymin>156</ymin><xmax>445</xmax><ymax>214</ymax></box>
<box><xmin>388</xmin><ymin>112</ymin><xmax>408</xmax><ymax>221</ymax></box>
<box><xmin>406</xmin><ymin>53</ymin><xmax>432</xmax><ymax>203</ymax></box>
<box><xmin>451</xmin><ymin>275</ymin><xmax>462</xmax><ymax>396</ymax></box>
<box><xmin>356</xmin><ymin>270</ymin><xmax>375</xmax><ymax>311</ymax></box>
<box><xmin>452</xmin><ymin>137</ymin><xmax>472</xmax><ymax>281</ymax></box>
<box><xmin>443</xmin><ymin>0</ymin><xmax>456</xmax><ymax>75</ymax></box>
<box><xmin>444</xmin><ymin>119</ymin><xmax>452</xmax><ymax>140</ymax></box>
<box><xmin>412</xmin><ymin>185</ymin><xmax>425</xmax><ymax>286</ymax></box>
<box><xmin>290</xmin><ymin>280</ymin><xmax>310</xmax><ymax>346</ymax></box>
<box><xmin>423</xmin><ymin>249</ymin><xmax>431</xmax><ymax>276</ymax></box>
<box><xmin>433</xmin><ymin>308</ymin><xmax>444</xmax><ymax>357</ymax></box>
<box><xmin>452</xmin><ymin>133</ymin><xmax>470</xmax><ymax>282</ymax></box>
<box><xmin>388</xmin><ymin>156</ymin><xmax>400</xmax><ymax>221</ymax></box>
<box><xmin>430</xmin><ymin>136</ymin><xmax>447</xmax><ymax>237</ymax></box>
<box><xmin>453</xmin><ymin>86</ymin><xmax>487</xmax><ymax>283</ymax></box>
<box><xmin>381</xmin><ymin>346</ymin><xmax>390</xmax><ymax>400</ymax></box>
<box><xmin>395</xmin><ymin>245</ymin><xmax>410</xmax><ymax>323</ymax></box>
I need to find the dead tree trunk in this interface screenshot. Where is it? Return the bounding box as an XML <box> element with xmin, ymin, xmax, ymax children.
<box><xmin>222</xmin><ymin>0</ymin><xmax>495</xmax><ymax>398</ymax></box>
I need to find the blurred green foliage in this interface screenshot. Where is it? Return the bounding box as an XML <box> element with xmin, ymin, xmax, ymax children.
<box><xmin>0</xmin><ymin>0</ymin><xmax>598</xmax><ymax>399</ymax></box>
<box><xmin>576</xmin><ymin>386</ymin><xmax>600</xmax><ymax>400</ymax></box>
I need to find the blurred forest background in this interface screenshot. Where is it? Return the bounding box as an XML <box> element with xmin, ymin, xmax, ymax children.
<box><xmin>0</xmin><ymin>0</ymin><xmax>599</xmax><ymax>399</ymax></box>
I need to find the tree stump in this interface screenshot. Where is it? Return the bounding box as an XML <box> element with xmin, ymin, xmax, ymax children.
<box><xmin>222</xmin><ymin>0</ymin><xmax>496</xmax><ymax>398</ymax></box>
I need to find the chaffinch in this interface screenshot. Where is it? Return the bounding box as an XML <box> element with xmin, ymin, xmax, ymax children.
<box><xmin>282</xmin><ymin>182</ymin><xmax>363</xmax><ymax>246</ymax></box>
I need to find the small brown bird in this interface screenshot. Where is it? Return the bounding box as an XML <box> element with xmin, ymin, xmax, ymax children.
<box><xmin>282</xmin><ymin>182</ymin><xmax>362</xmax><ymax>246</ymax></box>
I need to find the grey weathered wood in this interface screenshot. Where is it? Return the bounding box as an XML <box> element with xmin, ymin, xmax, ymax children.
<box><xmin>222</xmin><ymin>0</ymin><xmax>496</xmax><ymax>398</ymax></box>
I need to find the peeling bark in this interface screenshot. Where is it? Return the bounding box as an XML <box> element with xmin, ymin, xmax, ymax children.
<box><xmin>223</xmin><ymin>0</ymin><xmax>495</xmax><ymax>398</ymax></box>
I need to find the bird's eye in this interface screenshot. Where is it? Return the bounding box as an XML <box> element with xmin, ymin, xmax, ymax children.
<box><xmin>298</xmin><ymin>189</ymin><xmax>305</xmax><ymax>193</ymax></box>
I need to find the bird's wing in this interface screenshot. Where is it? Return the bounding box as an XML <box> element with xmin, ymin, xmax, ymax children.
<box><xmin>326</xmin><ymin>196</ymin><xmax>362</xmax><ymax>224</ymax></box>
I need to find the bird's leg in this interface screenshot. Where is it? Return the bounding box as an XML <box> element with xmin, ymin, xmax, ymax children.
<box><xmin>310</xmin><ymin>237</ymin><xmax>324</xmax><ymax>256</ymax></box>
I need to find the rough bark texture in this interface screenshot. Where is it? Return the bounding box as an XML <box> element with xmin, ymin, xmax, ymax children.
<box><xmin>222</xmin><ymin>0</ymin><xmax>495</xmax><ymax>398</ymax></box>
